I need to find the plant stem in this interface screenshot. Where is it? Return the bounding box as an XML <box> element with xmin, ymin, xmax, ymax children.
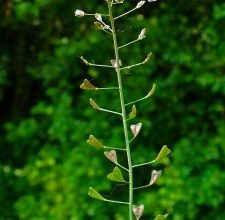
<box><xmin>107</xmin><ymin>2</ymin><xmax>133</xmax><ymax>220</ymax></box>
<box><xmin>104</xmin><ymin>199</ymin><xmax>129</xmax><ymax>205</ymax></box>
<box><xmin>104</xmin><ymin>146</ymin><xmax>127</xmax><ymax>151</ymax></box>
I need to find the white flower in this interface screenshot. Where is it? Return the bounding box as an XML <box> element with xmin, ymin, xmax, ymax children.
<box><xmin>74</xmin><ymin>9</ymin><xmax>85</xmax><ymax>17</ymax></box>
<box><xmin>95</xmin><ymin>13</ymin><xmax>102</xmax><ymax>21</ymax></box>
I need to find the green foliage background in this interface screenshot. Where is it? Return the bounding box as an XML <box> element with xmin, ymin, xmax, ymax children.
<box><xmin>1</xmin><ymin>0</ymin><xmax>225</xmax><ymax>219</ymax></box>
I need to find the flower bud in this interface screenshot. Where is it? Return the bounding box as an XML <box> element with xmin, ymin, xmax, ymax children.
<box><xmin>136</xmin><ymin>1</ymin><xmax>146</xmax><ymax>9</ymax></box>
<box><xmin>146</xmin><ymin>83</ymin><xmax>156</xmax><ymax>98</ymax></box>
<box><xmin>138</xmin><ymin>28</ymin><xmax>146</xmax><ymax>40</ymax></box>
<box><xmin>143</xmin><ymin>52</ymin><xmax>152</xmax><ymax>64</ymax></box>
<box><xmin>95</xmin><ymin>13</ymin><xmax>102</xmax><ymax>21</ymax></box>
<box><xmin>111</xmin><ymin>59</ymin><xmax>122</xmax><ymax>68</ymax></box>
<box><xmin>74</xmin><ymin>9</ymin><xmax>85</xmax><ymax>17</ymax></box>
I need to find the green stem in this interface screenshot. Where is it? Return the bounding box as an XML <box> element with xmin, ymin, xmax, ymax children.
<box><xmin>107</xmin><ymin>2</ymin><xmax>133</xmax><ymax>220</ymax></box>
<box><xmin>104</xmin><ymin>199</ymin><xmax>129</xmax><ymax>205</ymax></box>
<box><xmin>116</xmin><ymin>163</ymin><xmax>129</xmax><ymax>172</ymax></box>
<box><xmin>104</xmin><ymin>146</ymin><xmax>127</xmax><ymax>151</ymax></box>
<box><xmin>133</xmin><ymin>184</ymin><xmax>150</xmax><ymax>190</ymax></box>
<box><xmin>118</xmin><ymin>38</ymin><xmax>140</xmax><ymax>49</ymax></box>
<box><xmin>132</xmin><ymin>160</ymin><xmax>155</xmax><ymax>168</ymax></box>
<box><xmin>99</xmin><ymin>107</ymin><xmax>122</xmax><ymax>116</ymax></box>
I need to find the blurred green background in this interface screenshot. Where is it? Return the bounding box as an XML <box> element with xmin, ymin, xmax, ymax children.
<box><xmin>0</xmin><ymin>0</ymin><xmax>225</xmax><ymax>219</ymax></box>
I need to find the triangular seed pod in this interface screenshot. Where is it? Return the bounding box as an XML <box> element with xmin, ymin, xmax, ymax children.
<box><xmin>149</xmin><ymin>170</ymin><xmax>162</xmax><ymax>186</ymax></box>
<box><xmin>154</xmin><ymin>145</ymin><xmax>171</xmax><ymax>162</ymax></box>
<box><xmin>80</xmin><ymin>79</ymin><xmax>96</xmax><ymax>90</ymax></box>
<box><xmin>104</xmin><ymin>150</ymin><xmax>118</xmax><ymax>164</ymax></box>
<box><xmin>129</xmin><ymin>105</ymin><xmax>137</xmax><ymax>119</ymax></box>
<box><xmin>130</xmin><ymin>123</ymin><xmax>142</xmax><ymax>137</ymax></box>
<box><xmin>154</xmin><ymin>214</ymin><xmax>169</xmax><ymax>220</ymax></box>
<box><xmin>88</xmin><ymin>187</ymin><xmax>105</xmax><ymax>201</ymax></box>
<box><xmin>107</xmin><ymin>167</ymin><xmax>126</xmax><ymax>182</ymax></box>
<box><xmin>89</xmin><ymin>98</ymin><xmax>101</xmax><ymax>110</ymax></box>
<box><xmin>133</xmin><ymin>204</ymin><xmax>144</xmax><ymax>220</ymax></box>
<box><xmin>87</xmin><ymin>135</ymin><xmax>104</xmax><ymax>148</ymax></box>
<box><xmin>146</xmin><ymin>83</ymin><xmax>156</xmax><ymax>98</ymax></box>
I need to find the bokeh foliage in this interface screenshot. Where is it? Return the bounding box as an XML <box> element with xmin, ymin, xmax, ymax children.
<box><xmin>0</xmin><ymin>0</ymin><xmax>225</xmax><ymax>219</ymax></box>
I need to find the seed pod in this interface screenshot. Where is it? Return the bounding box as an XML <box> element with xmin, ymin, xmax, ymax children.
<box><xmin>104</xmin><ymin>150</ymin><xmax>118</xmax><ymax>164</ymax></box>
<box><xmin>133</xmin><ymin>204</ymin><xmax>144</xmax><ymax>220</ymax></box>
<box><xmin>88</xmin><ymin>187</ymin><xmax>105</xmax><ymax>200</ymax></box>
<box><xmin>130</xmin><ymin>123</ymin><xmax>142</xmax><ymax>137</ymax></box>
<box><xmin>89</xmin><ymin>98</ymin><xmax>100</xmax><ymax>110</ymax></box>
<box><xmin>149</xmin><ymin>170</ymin><xmax>162</xmax><ymax>185</ymax></box>
<box><xmin>129</xmin><ymin>105</ymin><xmax>137</xmax><ymax>119</ymax></box>
<box><xmin>80</xmin><ymin>79</ymin><xmax>96</xmax><ymax>90</ymax></box>
<box><xmin>87</xmin><ymin>135</ymin><xmax>104</xmax><ymax>148</ymax></box>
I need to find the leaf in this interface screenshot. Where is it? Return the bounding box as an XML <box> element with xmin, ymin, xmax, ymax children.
<box><xmin>146</xmin><ymin>83</ymin><xmax>156</xmax><ymax>98</ymax></box>
<box><xmin>107</xmin><ymin>167</ymin><xmax>126</xmax><ymax>182</ymax></box>
<box><xmin>87</xmin><ymin>135</ymin><xmax>104</xmax><ymax>148</ymax></box>
<box><xmin>89</xmin><ymin>98</ymin><xmax>100</xmax><ymax>110</ymax></box>
<box><xmin>154</xmin><ymin>213</ymin><xmax>169</xmax><ymax>220</ymax></box>
<box><xmin>130</xmin><ymin>123</ymin><xmax>142</xmax><ymax>137</ymax></box>
<box><xmin>154</xmin><ymin>145</ymin><xmax>171</xmax><ymax>162</ymax></box>
<box><xmin>129</xmin><ymin>105</ymin><xmax>137</xmax><ymax>119</ymax></box>
<box><xmin>149</xmin><ymin>170</ymin><xmax>162</xmax><ymax>186</ymax></box>
<box><xmin>88</xmin><ymin>187</ymin><xmax>105</xmax><ymax>201</ymax></box>
<box><xmin>80</xmin><ymin>79</ymin><xmax>96</xmax><ymax>90</ymax></box>
<box><xmin>133</xmin><ymin>204</ymin><xmax>144</xmax><ymax>220</ymax></box>
<box><xmin>104</xmin><ymin>150</ymin><xmax>117</xmax><ymax>164</ymax></box>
